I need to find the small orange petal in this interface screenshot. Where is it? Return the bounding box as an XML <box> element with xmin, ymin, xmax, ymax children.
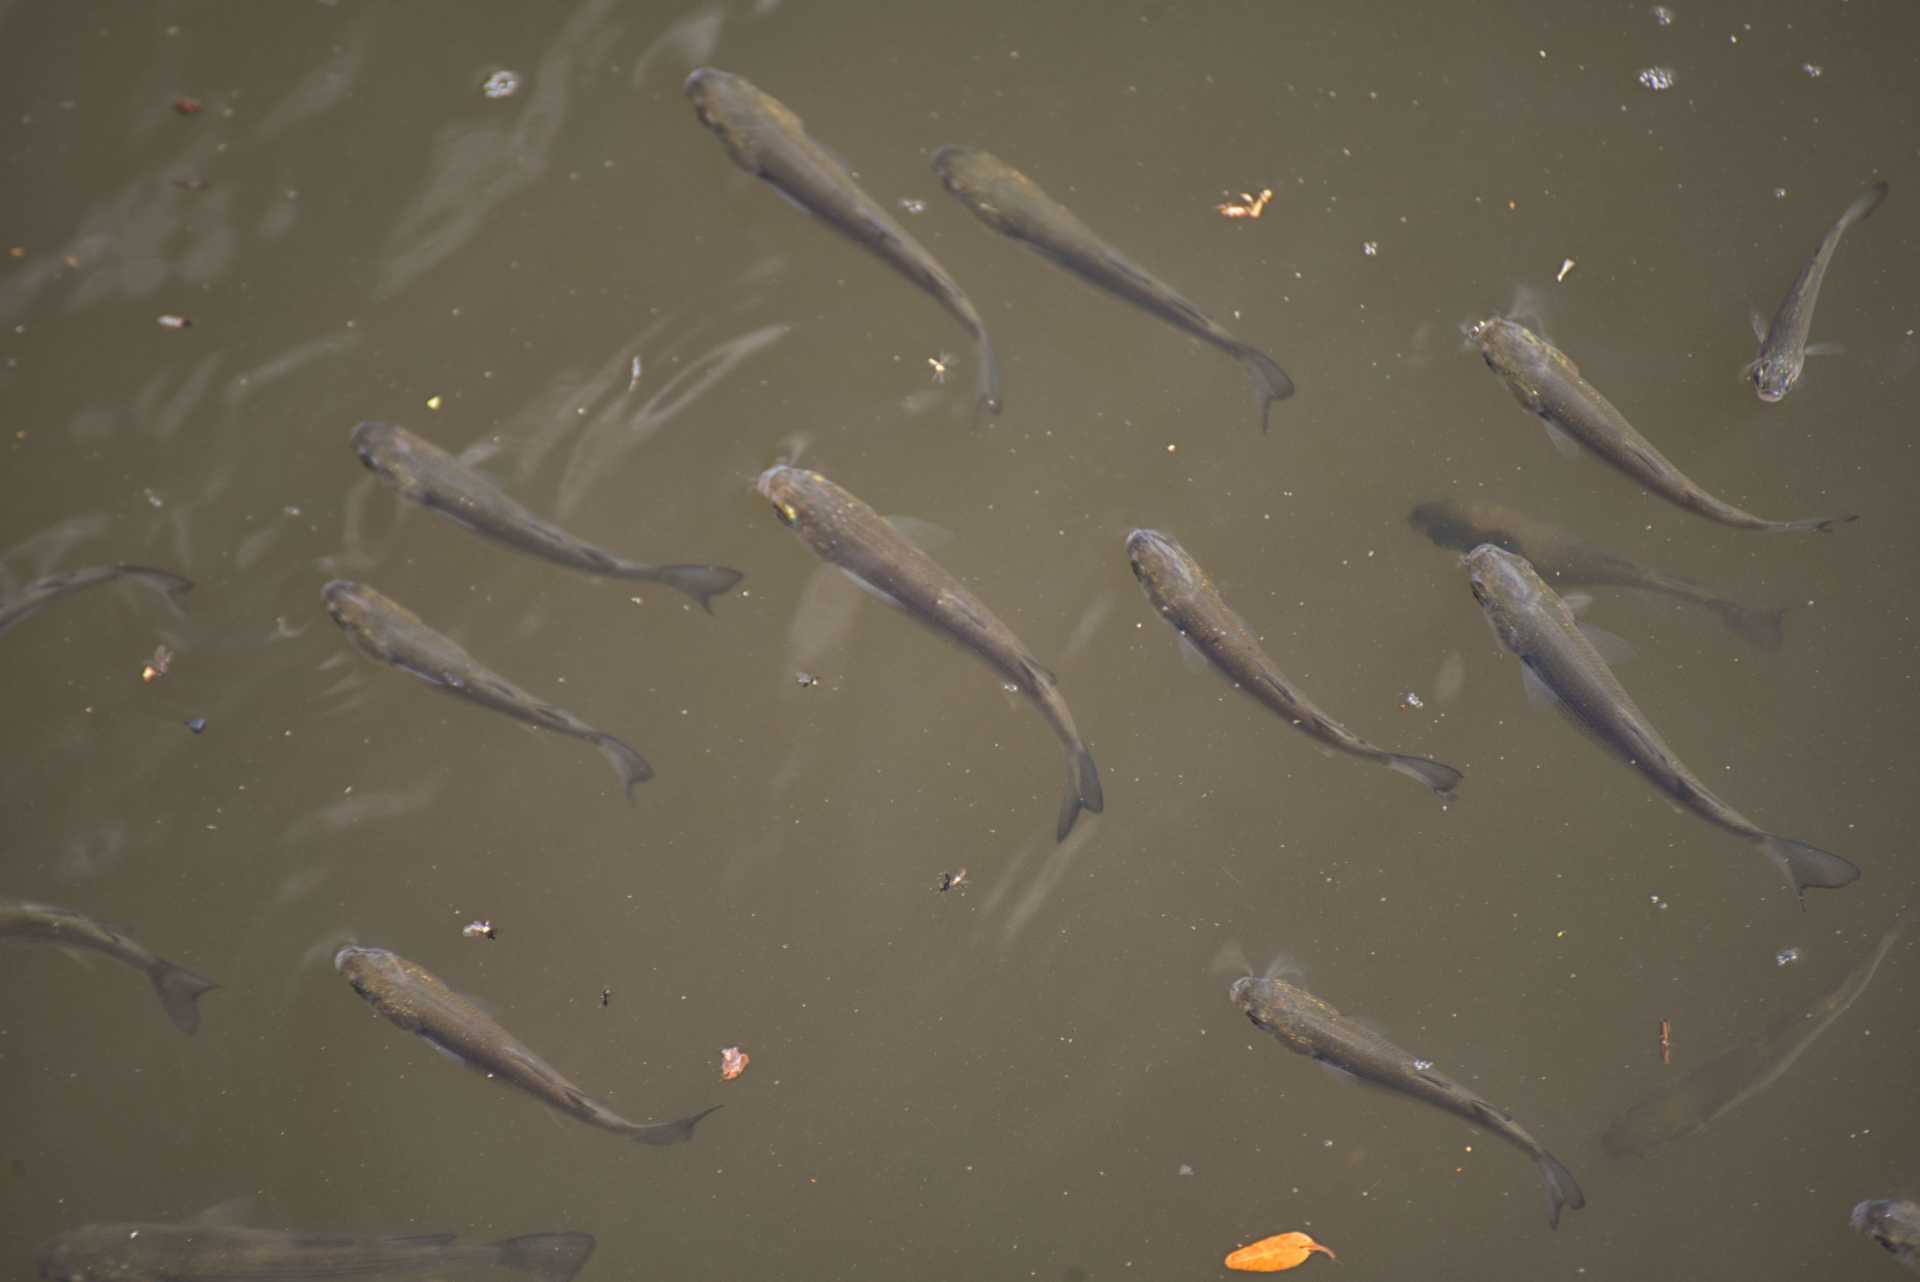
<box><xmin>1224</xmin><ymin>1231</ymin><xmax>1336</xmax><ymax>1272</ymax></box>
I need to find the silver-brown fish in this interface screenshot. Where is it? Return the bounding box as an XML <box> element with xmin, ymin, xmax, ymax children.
<box><xmin>1749</xmin><ymin>180</ymin><xmax>1889</xmax><ymax>402</ymax></box>
<box><xmin>756</xmin><ymin>465</ymin><xmax>1101</xmax><ymax>841</ymax></box>
<box><xmin>335</xmin><ymin>945</ymin><xmax>718</xmax><ymax>1145</ymax></box>
<box><xmin>1465</xmin><ymin>543</ymin><xmax>1859</xmax><ymax>900</ymax></box>
<box><xmin>352</xmin><ymin>421</ymin><xmax>743</xmax><ymax>612</ymax></box>
<box><xmin>932</xmin><ymin>145</ymin><xmax>1293</xmax><ymax>431</ymax></box>
<box><xmin>36</xmin><ymin>1222</ymin><xmax>595</xmax><ymax>1282</ymax></box>
<box><xmin>1231</xmin><ymin>973</ymin><xmax>1584</xmax><ymax>1228</ymax></box>
<box><xmin>1474</xmin><ymin>317</ymin><xmax>1855</xmax><ymax>533</ymax></box>
<box><xmin>1126</xmin><ymin>529</ymin><xmax>1460</xmax><ymax>798</ymax></box>
<box><xmin>685</xmin><ymin>68</ymin><xmax>1000</xmax><ymax>417</ymax></box>
<box><xmin>1852</xmin><ymin>1199</ymin><xmax>1920</xmax><ymax>1274</ymax></box>
<box><xmin>0</xmin><ymin>897</ymin><xmax>218</xmax><ymax>1034</ymax></box>
<box><xmin>0</xmin><ymin>564</ymin><xmax>190</xmax><ymax>637</ymax></box>
<box><xmin>322</xmin><ymin>580</ymin><xmax>652</xmax><ymax>798</ymax></box>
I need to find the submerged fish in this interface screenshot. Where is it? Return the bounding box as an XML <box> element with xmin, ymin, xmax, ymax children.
<box><xmin>1604</xmin><ymin>911</ymin><xmax>1908</xmax><ymax>1155</ymax></box>
<box><xmin>335</xmin><ymin>945</ymin><xmax>719</xmax><ymax>1145</ymax></box>
<box><xmin>932</xmin><ymin>145</ymin><xmax>1293</xmax><ymax>430</ymax></box>
<box><xmin>36</xmin><ymin>1222</ymin><xmax>595</xmax><ymax>1282</ymax></box>
<box><xmin>1473</xmin><ymin>317</ymin><xmax>1855</xmax><ymax>533</ymax></box>
<box><xmin>0</xmin><ymin>897</ymin><xmax>217</xmax><ymax>1034</ymax></box>
<box><xmin>351</xmin><ymin>421</ymin><xmax>743</xmax><ymax>612</ymax></box>
<box><xmin>0</xmin><ymin>564</ymin><xmax>191</xmax><ymax>637</ymax></box>
<box><xmin>1126</xmin><ymin>529</ymin><xmax>1460</xmax><ymax>798</ymax></box>
<box><xmin>1852</xmin><ymin>1199</ymin><xmax>1920</xmax><ymax>1274</ymax></box>
<box><xmin>1409</xmin><ymin>498</ymin><xmax>1789</xmax><ymax>649</ymax></box>
<box><xmin>1464</xmin><ymin>543</ymin><xmax>1859</xmax><ymax>900</ymax></box>
<box><xmin>756</xmin><ymin>465</ymin><xmax>1101</xmax><ymax>841</ymax></box>
<box><xmin>685</xmin><ymin>68</ymin><xmax>999</xmax><ymax>417</ymax></box>
<box><xmin>321</xmin><ymin>580</ymin><xmax>652</xmax><ymax>799</ymax></box>
<box><xmin>1230</xmin><ymin>973</ymin><xmax>1584</xmax><ymax>1228</ymax></box>
<box><xmin>1749</xmin><ymin>181</ymin><xmax>1889</xmax><ymax>402</ymax></box>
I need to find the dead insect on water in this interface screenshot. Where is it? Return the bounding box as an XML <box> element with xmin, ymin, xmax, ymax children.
<box><xmin>141</xmin><ymin>645</ymin><xmax>173</xmax><ymax>683</ymax></box>
<box><xmin>935</xmin><ymin>868</ymin><xmax>969</xmax><ymax>893</ymax></box>
<box><xmin>720</xmin><ymin>1046</ymin><xmax>749</xmax><ymax>1080</ymax></box>
<box><xmin>462</xmin><ymin>920</ymin><xmax>496</xmax><ymax>941</ymax></box>
<box><xmin>1659</xmin><ymin>1018</ymin><xmax>1672</xmax><ymax>1066</ymax></box>
<box><xmin>1216</xmin><ymin>188</ymin><xmax>1273</xmax><ymax>220</ymax></box>
<box><xmin>794</xmin><ymin>671</ymin><xmax>821</xmax><ymax>688</ymax></box>
<box><xmin>600</xmin><ymin>987</ymin><xmax>611</xmax><ymax>1007</ymax></box>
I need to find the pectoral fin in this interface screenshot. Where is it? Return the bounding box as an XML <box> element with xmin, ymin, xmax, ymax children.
<box><xmin>1520</xmin><ymin>662</ymin><xmax>1560</xmax><ymax>709</ymax></box>
<box><xmin>1576</xmin><ymin>622</ymin><xmax>1637</xmax><ymax>663</ymax></box>
<box><xmin>1542</xmin><ymin>421</ymin><xmax>1583</xmax><ymax>460</ymax></box>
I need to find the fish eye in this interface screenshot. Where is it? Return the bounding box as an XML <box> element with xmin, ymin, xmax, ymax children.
<box><xmin>770</xmin><ymin>501</ymin><xmax>796</xmax><ymax>527</ymax></box>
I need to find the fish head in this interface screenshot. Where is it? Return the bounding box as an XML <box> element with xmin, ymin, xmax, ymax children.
<box><xmin>1407</xmin><ymin>500</ymin><xmax>1480</xmax><ymax>552</ymax></box>
<box><xmin>34</xmin><ymin>1225</ymin><xmax>151</xmax><ymax>1280</ymax></box>
<box><xmin>1463</xmin><ymin>543</ymin><xmax>1543</xmax><ymax>650</ymax></box>
<box><xmin>930</xmin><ymin>145</ymin><xmax>1013</xmax><ymax>226</ymax></box>
<box><xmin>1853</xmin><ymin>1200</ymin><xmax>1920</xmax><ymax>1261</ymax></box>
<box><xmin>755</xmin><ymin>464</ymin><xmax>834</xmax><ymax>537</ymax></box>
<box><xmin>333</xmin><ymin>945</ymin><xmax>401</xmax><ymax>1000</ymax></box>
<box><xmin>1228</xmin><ymin>974</ymin><xmax>1282</xmax><ymax>1030</ymax></box>
<box><xmin>349</xmin><ymin>420</ymin><xmax>398</xmax><ymax>473</ymax></box>
<box><xmin>320</xmin><ymin>579</ymin><xmax>374</xmax><ymax>635</ymax></box>
<box><xmin>1749</xmin><ymin>352</ymin><xmax>1799</xmax><ymax>402</ymax></box>
<box><xmin>1471</xmin><ymin>316</ymin><xmax>1540</xmax><ymax>376</ymax></box>
<box><xmin>684</xmin><ymin>68</ymin><xmax>788</xmax><ymax>169</ymax></box>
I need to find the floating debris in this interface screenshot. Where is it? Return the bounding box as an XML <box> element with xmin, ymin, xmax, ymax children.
<box><xmin>720</xmin><ymin>1045</ymin><xmax>750</xmax><ymax>1080</ymax></box>
<box><xmin>1649</xmin><ymin>893</ymin><xmax>1668</xmax><ymax>910</ymax></box>
<box><xmin>1801</xmin><ymin>62</ymin><xmax>1823</xmax><ymax>78</ymax></box>
<box><xmin>1362</xmin><ymin>240</ymin><xmax>1379</xmax><ymax>256</ymax></box>
<box><xmin>184</xmin><ymin>717</ymin><xmax>208</xmax><ymax>734</ymax></box>
<box><xmin>1556</xmin><ymin>257</ymin><xmax>1576</xmax><ymax>283</ymax></box>
<box><xmin>157</xmin><ymin>314</ymin><xmax>192</xmax><ymax>330</ymax></box>
<box><xmin>628</xmin><ymin>355</ymin><xmax>644</xmax><ymax>390</ymax></box>
<box><xmin>1651</xmin><ymin>5</ymin><xmax>1674</xmax><ymax>26</ymax></box>
<box><xmin>1659</xmin><ymin>1018</ymin><xmax>1672</xmax><ymax>1065</ymax></box>
<box><xmin>1216</xmin><ymin>188</ymin><xmax>1273</xmax><ymax>220</ymax></box>
<box><xmin>171</xmin><ymin>176</ymin><xmax>210</xmax><ymax>192</ymax></box>
<box><xmin>600</xmin><ymin>986</ymin><xmax>611</xmax><ymax>1007</ymax></box>
<box><xmin>1776</xmin><ymin>946</ymin><xmax>1802</xmax><ymax>967</ymax></box>
<box><xmin>1637</xmin><ymin>66</ymin><xmax>1676</xmax><ymax>91</ymax></box>
<box><xmin>481</xmin><ymin>69</ymin><xmax>521</xmax><ymax>100</ymax></box>
<box><xmin>794</xmin><ymin>671</ymin><xmax>820</xmax><ymax>688</ymax></box>
<box><xmin>936</xmin><ymin>868</ymin><xmax>969</xmax><ymax>893</ymax></box>
<box><xmin>172</xmin><ymin>97</ymin><xmax>203</xmax><ymax>116</ymax></box>
<box><xmin>1225</xmin><ymin>1231</ymin><xmax>1336</xmax><ymax>1272</ymax></box>
<box><xmin>897</xmin><ymin>196</ymin><xmax>927</xmax><ymax>215</ymax></box>
<box><xmin>1177</xmin><ymin>1163</ymin><xmax>1195</xmax><ymax>1177</ymax></box>
<box><xmin>1398</xmin><ymin>690</ymin><xmax>1424</xmax><ymax>710</ymax></box>
<box><xmin>927</xmin><ymin>353</ymin><xmax>950</xmax><ymax>385</ymax></box>
<box><xmin>141</xmin><ymin>645</ymin><xmax>173</xmax><ymax>683</ymax></box>
<box><xmin>425</xmin><ymin>394</ymin><xmax>442</xmax><ymax>410</ymax></box>
<box><xmin>462</xmin><ymin>920</ymin><xmax>497</xmax><ymax>941</ymax></box>
<box><xmin>1412</xmin><ymin>1057</ymin><xmax>1434</xmax><ymax>1071</ymax></box>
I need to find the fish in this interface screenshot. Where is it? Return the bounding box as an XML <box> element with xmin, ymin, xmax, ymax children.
<box><xmin>1464</xmin><ymin>543</ymin><xmax>1860</xmax><ymax>900</ymax></box>
<box><xmin>1126</xmin><ymin>529</ymin><xmax>1460</xmax><ymax>798</ymax></box>
<box><xmin>36</xmin><ymin>1222</ymin><xmax>596</xmax><ymax>1282</ymax></box>
<box><xmin>0</xmin><ymin>897</ymin><xmax>218</xmax><ymax>1034</ymax></box>
<box><xmin>1409</xmin><ymin>498</ymin><xmax>1789</xmax><ymax>649</ymax></box>
<box><xmin>684</xmin><ymin>68</ymin><xmax>1000</xmax><ymax>417</ymax></box>
<box><xmin>0</xmin><ymin>564</ymin><xmax>191</xmax><ymax>637</ymax></box>
<box><xmin>351</xmin><ymin>421</ymin><xmax>743</xmax><ymax>612</ymax></box>
<box><xmin>334</xmin><ymin>945</ymin><xmax>719</xmax><ymax>1146</ymax></box>
<box><xmin>932</xmin><ymin>145</ymin><xmax>1294</xmax><ymax>431</ymax></box>
<box><xmin>1748</xmin><ymin>181</ymin><xmax>1889</xmax><ymax>402</ymax></box>
<box><xmin>1603</xmin><ymin>911</ymin><xmax>1909</xmax><ymax>1155</ymax></box>
<box><xmin>1473</xmin><ymin>317</ymin><xmax>1856</xmax><ymax>533</ymax></box>
<box><xmin>321</xmin><ymin>580</ymin><xmax>652</xmax><ymax>799</ymax></box>
<box><xmin>756</xmin><ymin>465</ymin><xmax>1101</xmax><ymax>841</ymax></box>
<box><xmin>1230</xmin><ymin>973</ymin><xmax>1584</xmax><ymax>1228</ymax></box>
<box><xmin>1852</xmin><ymin>1199</ymin><xmax>1920</xmax><ymax>1273</ymax></box>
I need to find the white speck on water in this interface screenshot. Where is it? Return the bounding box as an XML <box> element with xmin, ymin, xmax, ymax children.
<box><xmin>482</xmin><ymin>70</ymin><xmax>521</xmax><ymax>99</ymax></box>
<box><xmin>1637</xmin><ymin>66</ymin><xmax>1676</xmax><ymax>91</ymax></box>
<box><xmin>898</xmin><ymin>197</ymin><xmax>927</xmax><ymax>215</ymax></box>
<box><xmin>1801</xmin><ymin>63</ymin><xmax>1823</xmax><ymax>78</ymax></box>
<box><xmin>143</xmin><ymin>488</ymin><xmax>164</xmax><ymax>508</ymax></box>
<box><xmin>1651</xmin><ymin>5</ymin><xmax>1674</xmax><ymax>26</ymax></box>
<box><xmin>1362</xmin><ymin>240</ymin><xmax>1379</xmax><ymax>256</ymax></box>
<box><xmin>1774</xmin><ymin>187</ymin><xmax>1789</xmax><ymax>199</ymax></box>
<box><xmin>1777</xmin><ymin>946</ymin><xmax>1802</xmax><ymax>967</ymax></box>
<box><xmin>1413</xmin><ymin>1057</ymin><xmax>1434</xmax><ymax>1071</ymax></box>
<box><xmin>1177</xmin><ymin>1163</ymin><xmax>1194</xmax><ymax>1176</ymax></box>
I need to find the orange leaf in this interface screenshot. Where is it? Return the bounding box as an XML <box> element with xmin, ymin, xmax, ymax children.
<box><xmin>1224</xmin><ymin>1231</ymin><xmax>1336</xmax><ymax>1272</ymax></box>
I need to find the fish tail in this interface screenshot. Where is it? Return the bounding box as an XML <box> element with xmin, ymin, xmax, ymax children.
<box><xmin>490</xmin><ymin>1232</ymin><xmax>598</xmax><ymax>1282</ymax></box>
<box><xmin>1776</xmin><ymin>512</ymin><xmax>1859</xmax><ymax>533</ymax></box>
<box><xmin>1385</xmin><ymin>753</ymin><xmax>1463</xmax><ymax>800</ymax></box>
<box><xmin>1715</xmin><ymin>601</ymin><xmax>1790</xmax><ymax>650</ymax></box>
<box><xmin>593</xmin><ymin>733</ymin><xmax>655</xmax><ymax>800</ymax></box>
<box><xmin>976</xmin><ymin>329</ymin><xmax>1003</xmax><ymax>418</ymax></box>
<box><xmin>1235</xmin><ymin>345</ymin><xmax>1296</xmax><ymax>431</ymax></box>
<box><xmin>627</xmin><ymin>1103</ymin><xmax>722</xmax><ymax>1146</ymax></box>
<box><xmin>1761</xmin><ymin>834</ymin><xmax>1861</xmax><ymax>903</ymax></box>
<box><xmin>1056</xmin><ymin>740</ymin><xmax>1104</xmax><ymax>842</ymax></box>
<box><xmin>1533</xmin><ymin>1149</ymin><xmax>1586</xmax><ymax>1229</ymax></box>
<box><xmin>1840</xmin><ymin>180</ymin><xmax>1890</xmax><ymax>229</ymax></box>
<box><xmin>123</xmin><ymin>566</ymin><xmax>195</xmax><ymax>609</ymax></box>
<box><xmin>645</xmin><ymin>563</ymin><xmax>745</xmax><ymax>613</ymax></box>
<box><xmin>148</xmin><ymin>959</ymin><xmax>219</xmax><ymax>1035</ymax></box>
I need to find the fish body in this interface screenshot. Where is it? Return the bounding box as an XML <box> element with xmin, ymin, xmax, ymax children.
<box><xmin>0</xmin><ymin>564</ymin><xmax>191</xmax><ymax>637</ymax></box>
<box><xmin>35</xmin><ymin>1222</ymin><xmax>595</xmax><ymax>1282</ymax></box>
<box><xmin>932</xmin><ymin>145</ymin><xmax>1293</xmax><ymax>430</ymax></box>
<box><xmin>1463</xmin><ymin>543</ymin><xmax>1859</xmax><ymax>899</ymax></box>
<box><xmin>352</xmin><ymin>421</ymin><xmax>742</xmax><ymax>612</ymax></box>
<box><xmin>334</xmin><ymin>945</ymin><xmax>718</xmax><ymax>1145</ymax></box>
<box><xmin>1474</xmin><ymin>317</ymin><xmax>1855</xmax><ymax>533</ymax></box>
<box><xmin>1125</xmin><ymin>529</ymin><xmax>1459</xmax><ymax>798</ymax></box>
<box><xmin>0</xmin><ymin>898</ymin><xmax>217</xmax><ymax>1034</ymax></box>
<box><xmin>1409</xmin><ymin>498</ymin><xmax>1788</xmax><ymax>649</ymax></box>
<box><xmin>1853</xmin><ymin>1199</ymin><xmax>1920</xmax><ymax>1273</ymax></box>
<box><xmin>1230</xmin><ymin>974</ymin><xmax>1583</xmax><ymax>1228</ymax></box>
<box><xmin>1750</xmin><ymin>181</ymin><xmax>1889</xmax><ymax>401</ymax></box>
<box><xmin>1605</xmin><ymin>912</ymin><xmax>1908</xmax><ymax>1155</ymax></box>
<box><xmin>321</xmin><ymin>580</ymin><xmax>652</xmax><ymax>798</ymax></box>
<box><xmin>684</xmin><ymin>68</ymin><xmax>999</xmax><ymax>416</ymax></box>
<box><xmin>756</xmin><ymin>465</ymin><xmax>1101</xmax><ymax>841</ymax></box>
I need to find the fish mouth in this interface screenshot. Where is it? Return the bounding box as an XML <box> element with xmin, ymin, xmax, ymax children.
<box><xmin>348</xmin><ymin>420</ymin><xmax>384</xmax><ymax>468</ymax></box>
<box><xmin>332</xmin><ymin>945</ymin><xmax>359</xmax><ymax>972</ymax></box>
<box><xmin>1227</xmin><ymin>975</ymin><xmax>1255</xmax><ymax>1008</ymax></box>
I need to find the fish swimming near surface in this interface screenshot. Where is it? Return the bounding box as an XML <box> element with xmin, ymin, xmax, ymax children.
<box><xmin>36</xmin><ymin>1221</ymin><xmax>596</xmax><ymax>1282</ymax></box>
<box><xmin>1409</xmin><ymin>498</ymin><xmax>1789</xmax><ymax>649</ymax></box>
<box><xmin>0</xmin><ymin>897</ymin><xmax>218</xmax><ymax>1034</ymax></box>
<box><xmin>335</xmin><ymin>945</ymin><xmax>719</xmax><ymax>1145</ymax></box>
<box><xmin>1230</xmin><ymin>973</ymin><xmax>1584</xmax><ymax>1228</ymax></box>
<box><xmin>756</xmin><ymin>465</ymin><xmax>1102</xmax><ymax>841</ymax></box>
<box><xmin>321</xmin><ymin>580</ymin><xmax>652</xmax><ymax>799</ymax></box>
<box><xmin>351</xmin><ymin>421</ymin><xmax>743</xmax><ymax>612</ymax></box>
<box><xmin>932</xmin><ymin>145</ymin><xmax>1294</xmax><ymax>431</ymax></box>
<box><xmin>1473</xmin><ymin>317</ymin><xmax>1856</xmax><ymax>534</ymax></box>
<box><xmin>1603</xmin><ymin>910</ymin><xmax>1909</xmax><ymax>1156</ymax></box>
<box><xmin>684</xmin><ymin>67</ymin><xmax>1000</xmax><ymax>418</ymax></box>
<box><xmin>1852</xmin><ymin>1198</ymin><xmax>1920</xmax><ymax>1274</ymax></box>
<box><xmin>1125</xmin><ymin>529</ymin><xmax>1459</xmax><ymax>798</ymax></box>
<box><xmin>1464</xmin><ymin>543</ymin><xmax>1859</xmax><ymax>900</ymax></box>
<box><xmin>1748</xmin><ymin>180</ymin><xmax>1889</xmax><ymax>402</ymax></box>
<box><xmin>0</xmin><ymin>564</ymin><xmax>191</xmax><ymax>637</ymax></box>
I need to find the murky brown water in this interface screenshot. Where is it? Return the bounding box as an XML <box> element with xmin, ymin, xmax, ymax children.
<box><xmin>4</xmin><ymin>2</ymin><xmax>1917</xmax><ymax>1278</ymax></box>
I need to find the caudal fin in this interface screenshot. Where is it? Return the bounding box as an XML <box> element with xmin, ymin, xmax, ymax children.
<box><xmin>1235</xmin><ymin>345</ymin><xmax>1296</xmax><ymax>432</ymax></box>
<box><xmin>1762</xmin><ymin>834</ymin><xmax>1861</xmax><ymax>903</ymax></box>
<box><xmin>1533</xmin><ymin>1150</ymin><xmax>1586</xmax><ymax>1229</ymax></box>
<box><xmin>976</xmin><ymin>330</ymin><xmax>1003</xmax><ymax>419</ymax></box>
<box><xmin>148</xmin><ymin>959</ymin><xmax>219</xmax><ymax>1035</ymax></box>
<box><xmin>627</xmin><ymin>1103</ymin><xmax>722</xmax><ymax>1147</ymax></box>
<box><xmin>491</xmin><ymin>1232</ymin><xmax>597</xmax><ymax>1282</ymax></box>
<box><xmin>122</xmin><ymin>566</ymin><xmax>195</xmax><ymax>611</ymax></box>
<box><xmin>1781</xmin><ymin>513</ymin><xmax>1859</xmax><ymax>534</ymax></box>
<box><xmin>593</xmin><ymin>733</ymin><xmax>655</xmax><ymax>801</ymax></box>
<box><xmin>1056</xmin><ymin>741</ymin><xmax>1104</xmax><ymax>842</ymax></box>
<box><xmin>1715</xmin><ymin>601</ymin><xmax>1790</xmax><ymax>650</ymax></box>
<box><xmin>1385</xmin><ymin>753</ymin><xmax>1463</xmax><ymax>801</ymax></box>
<box><xmin>646</xmin><ymin>564</ymin><xmax>745</xmax><ymax>613</ymax></box>
<box><xmin>1840</xmin><ymin>180</ymin><xmax>1890</xmax><ymax>229</ymax></box>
